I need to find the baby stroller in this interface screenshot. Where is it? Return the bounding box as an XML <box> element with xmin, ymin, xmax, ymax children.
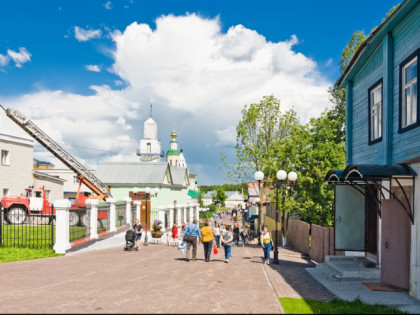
<box><xmin>124</xmin><ymin>229</ymin><xmax>137</xmax><ymax>251</ymax></box>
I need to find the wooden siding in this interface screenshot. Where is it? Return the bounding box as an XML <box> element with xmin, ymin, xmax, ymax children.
<box><xmin>351</xmin><ymin>44</ymin><xmax>385</xmax><ymax>164</ymax></box>
<box><xmin>350</xmin><ymin>2</ymin><xmax>420</xmax><ymax>164</ymax></box>
<box><xmin>392</xmin><ymin>5</ymin><xmax>420</xmax><ymax>163</ymax></box>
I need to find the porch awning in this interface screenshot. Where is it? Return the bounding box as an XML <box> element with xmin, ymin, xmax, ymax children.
<box><xmin>325</xmin><ymin>164</ymin><xmax>417</xmax><ymax>224</ymax></box>
<box><xmin>325</xmin><ymin>164</ymin><xmax>416</xmax><ymax>182</ymax></box>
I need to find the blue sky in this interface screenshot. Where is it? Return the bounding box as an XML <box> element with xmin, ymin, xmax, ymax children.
<box><xmin>0</xmin><ymin>0</ymin><xmax>402</xmax><ymax>185</ymax></box>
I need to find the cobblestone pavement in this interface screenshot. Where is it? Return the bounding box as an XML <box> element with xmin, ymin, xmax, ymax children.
<box><xmin>0</xmin><ymin>216</ymin><xmax>336</xmax><ymax>314</ymax></box>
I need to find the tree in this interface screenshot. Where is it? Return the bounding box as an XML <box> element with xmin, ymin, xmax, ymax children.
<box><xmin>339</xmin><ymin>30</ymin><xmax>367</xmax><ymax>74</ymax></box>
<box><xmin>213</xmin><ymin>188</ymin><xmax>228</xmax><ymax>207</ymax></box>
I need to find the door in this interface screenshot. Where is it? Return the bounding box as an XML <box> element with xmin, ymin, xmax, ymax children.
<box><xmin>335</xmin><ymin>185</ymin><xmax>365</xmax><ymax>251</ymax></box>
<box><xmin>365</xmin><ymin>185</ymin><xmax>378</xmax><ymax>257</ymax></box>
<box><xmin>140</xmin><ymin>201</ymin><xmax>151</xmax><ymax>231</ymax></box>
<box><xmin>381</xmin><ymin>199</ymin><xmax>410</xmax><ymax>290</ymax></box>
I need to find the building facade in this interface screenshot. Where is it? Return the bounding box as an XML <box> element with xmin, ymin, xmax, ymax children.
<box><xmin>0</xmin><ymin>108</ymin><xmax>34</xmax><ymax>197</ymax></box>
<box><xmin>327</xmin><ymin>0</ymin><xmax>420</xmax><ymax>298</ymax></box>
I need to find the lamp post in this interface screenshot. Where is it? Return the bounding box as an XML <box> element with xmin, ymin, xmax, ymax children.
<box><xmin>254</xmin><ymin>171</ymin><xmax>264</xmax><ymax>244</ymax></box>
<box><xmin>273</xmin><ymin>170</ymin><xmax>297</xmax><ymax>264</ymax></box>
<box><xmin>143</xmin><ymin>187</ymin><xmax>159</xmax><ymax>246</ymax></box>
<box><xmin>144</xmin><ymin>187</ymin><xmax>151</xmax><ymax>246</ymax></box>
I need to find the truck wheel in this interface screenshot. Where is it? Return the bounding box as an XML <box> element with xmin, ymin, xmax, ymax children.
<box><xmin>6</xmin><ymin>207</ymin><xmax>28</xmax><ymax>225</ymax></box>
<box><xmin>69</xmin><ymin>212</ymin><xmax>79</xmax><ymax>226</ymax></box>
<box><xmin>80</xmin><ymin>213</ymin><xmax>89</xmax><ymax>227</ymax></box>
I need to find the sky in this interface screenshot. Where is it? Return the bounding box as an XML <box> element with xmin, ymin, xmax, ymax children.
<box><xmin>0</xmin><ymin>0</ymin><xmax>402</xmax><ymax>185</ymax></box>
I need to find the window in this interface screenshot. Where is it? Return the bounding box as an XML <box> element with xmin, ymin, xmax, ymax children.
<box><xmin>147</xmin><ymin>142</ymin><xmax>151</xmax><ymax>153</ymax></box>
<box><xmin>400</xmin><ymin>51</ymin><xmax>419</xmax><ymax>132</ymax></box>
<box><xmin>368</xmin><ymin>79</ymin><xmax>383</xmax><ymax>144</ymax></box>
<box><xmin>3</xmin><ymin>188</ymin><xmax>9</xmax><ymax>197</ymax></box>
<box><xmin>1</xmin><ymin>150</ymin><xmax>10</xmax><ymax>165</ymax></box>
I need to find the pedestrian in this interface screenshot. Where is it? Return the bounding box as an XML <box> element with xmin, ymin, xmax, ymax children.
<box><xmin>184</xmin><ymin>219</ymin><xmax>201</xmax><ymax>262</ymax></box>
<box><xmin>240</xmin><ymin>224</ymin><xmax>248</xmax><ymax>247</ymax></box>
<box><xmin>172</xmin><ymin>223</ymin><xmax>178</xmax><ymax>246</ymax></box>
<box><xmin>221</xmin><ymin>225</ymin><xmax>233</xmax><ymax>263</ymax></box>
<box><xmin>260</xmin><ymin>225</ymin><xmax>273</xmax><ymax>264</ymax></box>
<box><xmin>200</xmin><ymin>220</ymin><xmax>215</xmax><ymax>262</ymax></box>
<box><xmin>132</xmin><ymin>219</ymin><xmax>142</xmax><ymax>251</ymax></box>
<box><xmin>233</xmin><ymin>223</ymin><xmax>240</xmax><ymax>246</ymax></box>
<box><xmin>213</xmin><ymin>222</ymin><xmax>221</xmax><ymax>248</ymax></box>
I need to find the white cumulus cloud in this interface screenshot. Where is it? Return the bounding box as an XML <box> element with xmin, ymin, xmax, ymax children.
<box><xmin>74</xmin><ymin>26</ymin><xmax>102</xmax><ymax>42</ymax></box>
<box><xmin>7</xmin><ymin>47</ymin><xmax>31</xmax><ymax>68</ymax></box>
<box><xmin>86</xmin><ymin>64</ymin><xmax>101</xmax><ymax>72</ymax></box>
<box><xmin>1</xmin><ymin>14</ymin><xmax>333</xmax><ymax>183</ymax></box>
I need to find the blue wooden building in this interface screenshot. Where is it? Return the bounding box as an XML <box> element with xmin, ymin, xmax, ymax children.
<box><xmin>326</xmin><ymin>0</ymin><xmax>420</xmax><ymax>297</ymax></box>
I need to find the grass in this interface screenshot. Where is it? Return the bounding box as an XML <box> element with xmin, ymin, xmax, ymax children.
<box><xmin>279</xmin><ymin>298</ymin><xmax>407</xmax><ymax>314</ymax></box>
<box><xmin>0</xmin><ymin>246</ymin><xmax>62</xmax><ymax>263</ymax></box>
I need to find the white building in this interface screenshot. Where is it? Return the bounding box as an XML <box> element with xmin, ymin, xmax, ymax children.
<box><xmin>0</xmin><ymin>108</ymin><xmax>34</xmax><ymax>197</ymax></box>
<box><xmin>224</xmin><ymin>191</ymin><xmax>246</xmax><ymax>209</ymax></box>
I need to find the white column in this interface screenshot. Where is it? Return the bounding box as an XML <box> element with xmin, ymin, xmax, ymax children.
<box><xmin>168</xmin><ymin>205</ymin><xmax>174</xmax><ymax>227</ymax></box>
<box><xmin>189</xmin><ymin>205</ymin><xmax>194</xmax><ymax>223</ymax></box>
<box><xmin>87</xmin><ymin>199</ymin><xmax>99</xmax><ymax>240</ymax></box>
<box><xmin>123</xmin><ymin>197</ymin><xmax>132</xmax><ymax>226</ymax></box>
<box><xmin>53</xmin><ymin>199</ymin><xmax>71</xmax><ymax>254</ymax></box>
<box><xmin>134</xmin><ymin>201</ymin><xmax>142</xmax><ymax>221</ymax></box>
<box><xmin>180</xmin><ymin>205</ymin><xmax>185</xmax><ymax>225</ymax></box>
<box><xmin>106</xmin><ymin>198</ymin><xmax>117</xmax><ymax>233</ymax></box>
<box><xmin>175</xmin><ymin>205</ymin><xmax>181</xmax><ymax>226</ymax></box>
<box><xmin>158</xmin><ymin>206</ymin><xmax>166</xmax><ymax>228</ymax></box>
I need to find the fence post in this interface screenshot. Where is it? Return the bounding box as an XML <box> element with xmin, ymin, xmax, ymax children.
<box><xmin>53</xmin><ymin>199</ymin><xmax>71</xmax><ymax>254</ymax></box>
<box><xmin>168</xmin><ymin>205</ymin><xmax>174</xmax><ymax>227</ymax></box>
<box><xmin>123</xmin><ymin>197</ymin><xmax>132</xmax><ymax>226</ymax></box>
<box><xmin>106</xmin><ymin>198</ymin><xmax>117</xmax><ymax>232</ymax></box>
<box><xmin>87</xmin><ymin>199</ymin><xmax>99</xmax><ymax>240</ymax></box>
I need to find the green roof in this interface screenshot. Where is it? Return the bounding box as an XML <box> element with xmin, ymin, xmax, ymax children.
<box><xmin>188</xmin><ymin>189</ymin><xmax>200</xmax><ymax>198</ymax></box>
<box><xmin>166</xmin><ymin>149</ymin><xmax>180</xmax><ymax>156</ymax></box>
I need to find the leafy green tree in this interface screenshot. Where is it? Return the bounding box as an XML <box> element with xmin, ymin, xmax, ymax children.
<box><xmin>213</xmin><ymin>188</ymin><xmax>228</xmax><ymax>206</ymax></box>
<box><xmin>340</xmin><ymin>30</ymin><xmax>367</xmax><ymax>74</ymax></box>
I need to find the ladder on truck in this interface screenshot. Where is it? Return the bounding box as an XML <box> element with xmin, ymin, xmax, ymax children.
<box><xmin>4</xmin><ymin>107</ymin><xmax>112</xmax><ymax>201</ymax></box>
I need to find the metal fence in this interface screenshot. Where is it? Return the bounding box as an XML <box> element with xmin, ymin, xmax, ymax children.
<box><xmin>0</xmin><ymin>203</ymin><xmax>55</xmax><ymax>249</ymax></box>
<box><xmin>69</xmin><ymin>208</ymin><xmax>90</xmax><ymax>243</ymax></box>
<box><xmin>116</xmin><ymin>202</ymin><xmax>126</xmax><ymax>228</ymax></box>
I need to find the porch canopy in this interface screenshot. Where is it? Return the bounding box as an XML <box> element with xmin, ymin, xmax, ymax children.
<box><xmin>325</xmin><ymin>164</ymin><xmax>417</xmax><ymax>223</ymax></box>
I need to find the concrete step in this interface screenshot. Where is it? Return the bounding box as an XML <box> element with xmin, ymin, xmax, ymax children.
<box><xmin>318</xmin><ymin>256</ymin><xmax>380</xmax><ymax>281</ymax></box>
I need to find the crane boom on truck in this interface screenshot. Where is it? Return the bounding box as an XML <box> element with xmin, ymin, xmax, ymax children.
<box><xmin>4</xmin><ymin>107</ymin><xmax>112</xmax><ymax>201</ymax></box>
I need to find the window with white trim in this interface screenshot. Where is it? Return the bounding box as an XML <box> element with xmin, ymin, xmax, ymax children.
<box><xmin>1</xmin><ymin>150</ymin><xmax>10</xmax><ymax>165</ymax></box>
<box><xmin>400</xmin><ymin>53</ymin><xmax>418</xmax><ymax>130</ymax></box>
<box><xmin>369</xmin><ymin>80</ymin><xmax>382</xmax><ymax>144</ymax></box>
<box><xmin>3</xmin><ymin>188</ymin><xmax>9</xmax><ymax>196</ymax></box>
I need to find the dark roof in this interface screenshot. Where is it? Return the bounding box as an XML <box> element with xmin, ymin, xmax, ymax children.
<box><xmin>326</xmin><ymin>164</ymin><xmax>417</xmax><ymax>182</ymax></box>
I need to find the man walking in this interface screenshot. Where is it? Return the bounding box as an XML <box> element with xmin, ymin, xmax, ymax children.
<box><xmin>184</xmin><ymin>219</ymin><xmax>201</xmax><ymax>262</ymax></box>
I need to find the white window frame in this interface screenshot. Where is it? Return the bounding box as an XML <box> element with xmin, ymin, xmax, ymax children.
<box><xmin>369</xmin><ymin>80</ymin><xmax>383</xmax><ymax>144</ymax></box>
<box><xmin>400</xmin><ymin>51</ymin><xmax>419</xmax><ymax>133</ymax></box>
<box><xmin>1</xmin><ymin>150</ymin><xmax>10</xmax><ymax>166</ymax></box>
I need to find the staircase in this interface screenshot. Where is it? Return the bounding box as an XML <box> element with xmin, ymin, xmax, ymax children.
<box><xmin>316</xmin><ymin>255</ymin><xmax>380</xmax><ymax>281</ymax></box>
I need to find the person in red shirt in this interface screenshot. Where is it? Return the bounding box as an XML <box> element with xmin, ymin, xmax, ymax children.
<box><xmin>172</xmin><ymin>224</ymin><xmax>179</xmax><ymax>246</ymax></box>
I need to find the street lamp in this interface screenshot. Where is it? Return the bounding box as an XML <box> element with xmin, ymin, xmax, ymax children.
<box><xmin>273</xmin><ymin>170</ymin><xmax>297</xmax><ymax>264</ymax></box>
<box><xmin>144</xmin><ymin>187</ymin><xmax>151</xmax><ymax>246</ymax></box>
<box><xmin>254</xmin><ymin>170</ymin><xmax>264</xmax><ymax>244</ymax></box>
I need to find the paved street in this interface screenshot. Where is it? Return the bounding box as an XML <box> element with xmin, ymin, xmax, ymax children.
<box><xmin>0</xmin><ymin>226</ymin><xmax>335</xmax><ymax>313</ymax></box>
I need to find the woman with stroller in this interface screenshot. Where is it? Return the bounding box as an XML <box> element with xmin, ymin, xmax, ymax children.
<box><xmin>133</xmin><ymin>219</ymin><xmax>143</xmax><ymax>251</ymax></box>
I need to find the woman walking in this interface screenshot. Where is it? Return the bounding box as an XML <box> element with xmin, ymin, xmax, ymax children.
<box><xmin>172</xmin><ymin>224</ymin><xmax>178</xmax><ymax>246</ymax></box>
<box><xmin>221</xmin><ymin>225</ymin><xmax>234</xmax><ymax>263</ymax></box>
<box><xmin>240</xmin><ymin>224</ymin><xmax>248</xmax><ymax>247</ymax></box>
<box><xmin>200</xmin><ymin>220</ymin><xmax>215</xmax><ymax>262</ymax></box>
<box><xmin>260</xmin><ymin>225</ymin><xmax>272</xmax><ymax>264</ymax></box>
<box><xmin>213</xmin><ymin>223</ymin><xmax>221</xmax><ymax>248</ymax></box>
